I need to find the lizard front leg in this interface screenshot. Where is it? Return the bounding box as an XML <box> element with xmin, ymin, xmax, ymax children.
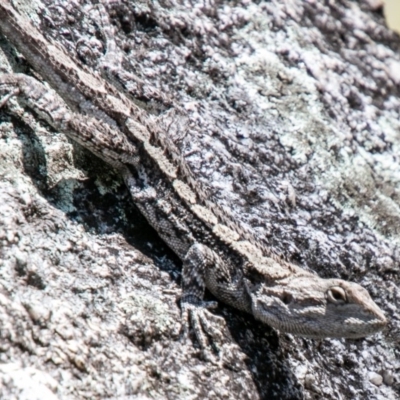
<box><xmin>181</xmin><ymin>243</ymin><xmax>250</xmax><ymax>362</ymax></box>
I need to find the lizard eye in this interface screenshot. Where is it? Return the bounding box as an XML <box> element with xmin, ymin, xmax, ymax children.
<box><xmin>327</xmin><ymin>286</ymin><xmax>347</xmax><ymax>304</ymax></box>
<box><xmin>280</xmin><ymin>292</ymin><xmax>293</xmax><ymax>305</ymax></box>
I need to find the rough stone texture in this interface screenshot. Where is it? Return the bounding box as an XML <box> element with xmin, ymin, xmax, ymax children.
<box><xmin>0</xmin><ymin>0</ymin><xmax>399</xmax><ymax>399</ymax></box>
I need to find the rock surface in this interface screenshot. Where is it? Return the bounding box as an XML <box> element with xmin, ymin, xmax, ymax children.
<box><xmin>0</xmin><ymin>0</ymin><xmax>399</xmax><ymax>399</ymax></box>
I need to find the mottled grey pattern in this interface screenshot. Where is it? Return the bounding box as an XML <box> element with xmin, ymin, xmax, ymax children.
<box><xmin>0</xmin><ymin>0</ymin><xmax>398</xmax><ymax>399</ymax></box>
<box><xmin>0</xmin><ymin>1</ymin><xmax>387</xmax><ymax>351</ymax></box>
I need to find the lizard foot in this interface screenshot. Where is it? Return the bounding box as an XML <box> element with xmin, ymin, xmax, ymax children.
<box><xmin>181</xmin><ymin>297</ymin><xmax>232</xmax><ymax>364</ymax></box>
<box><xmin>0</xmin><ymin>86</ymin><xmax>19</xmax><ymax>108</ymax></box>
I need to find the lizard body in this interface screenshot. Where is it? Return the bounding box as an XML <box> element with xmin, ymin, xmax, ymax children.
<box><xmin>0</xmin><ymin>1</ymin><xmax>387</xmax><ymax>351</ymax></box>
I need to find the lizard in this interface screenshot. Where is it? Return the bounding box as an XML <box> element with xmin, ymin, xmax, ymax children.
<box><xmin>0</xmin><ymin>0</ymin><xmax>387</xmax><ymax>356</ymax></box>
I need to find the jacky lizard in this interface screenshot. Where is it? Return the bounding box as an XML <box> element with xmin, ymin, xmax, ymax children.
<box><xmin>0</xmin><ymin>1</ymin><xmax>387</xmax><ymax>356</ymax></box>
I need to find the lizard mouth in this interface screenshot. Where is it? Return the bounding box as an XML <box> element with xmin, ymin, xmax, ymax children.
<box><xmin>297</xmin><ymin>313</ymin><xmax>387</xmax><ymax>339</ymax></box>
<box><xmin>252</xmin><ymin>295</ymin><xmax>387</xmax><ymax>339</ymax></box>
<box><xmin>276</xmin><ymin>318</ymin><xmax>387</xmax><ymax>339</ymax></box>
<box><xmin>339</xmin><ymin>315</ymin><xmax>387</xmax><ymax>338</ymax></box>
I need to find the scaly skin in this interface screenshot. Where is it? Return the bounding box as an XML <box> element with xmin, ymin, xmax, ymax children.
<box><xmin>0</xmin><ymin>1</ymin><xmax>387</xmax><ymax>356</ymax></box>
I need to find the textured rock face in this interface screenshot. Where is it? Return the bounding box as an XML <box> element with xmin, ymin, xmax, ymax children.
<box><xmin>0</xmin><ymin>0</ymin><xmax>399</xmax><ymax>399</ymax></box>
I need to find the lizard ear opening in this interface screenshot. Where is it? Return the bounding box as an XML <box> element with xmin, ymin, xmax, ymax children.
<box><xmin>326</xmin><ymin>286</ymin><xmax>347</xmax><ymax>304</ymax></box>
<box><xmin>280</xmin><ymin>292</ymin><xmax>293</xmax><ymax>305</ymax></box>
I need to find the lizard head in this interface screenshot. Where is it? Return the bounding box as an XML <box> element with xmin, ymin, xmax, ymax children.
<box><xmin>249</xmin><ymin>276</ymin><xmax>387</xmax><ymax>338</ymax></box>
